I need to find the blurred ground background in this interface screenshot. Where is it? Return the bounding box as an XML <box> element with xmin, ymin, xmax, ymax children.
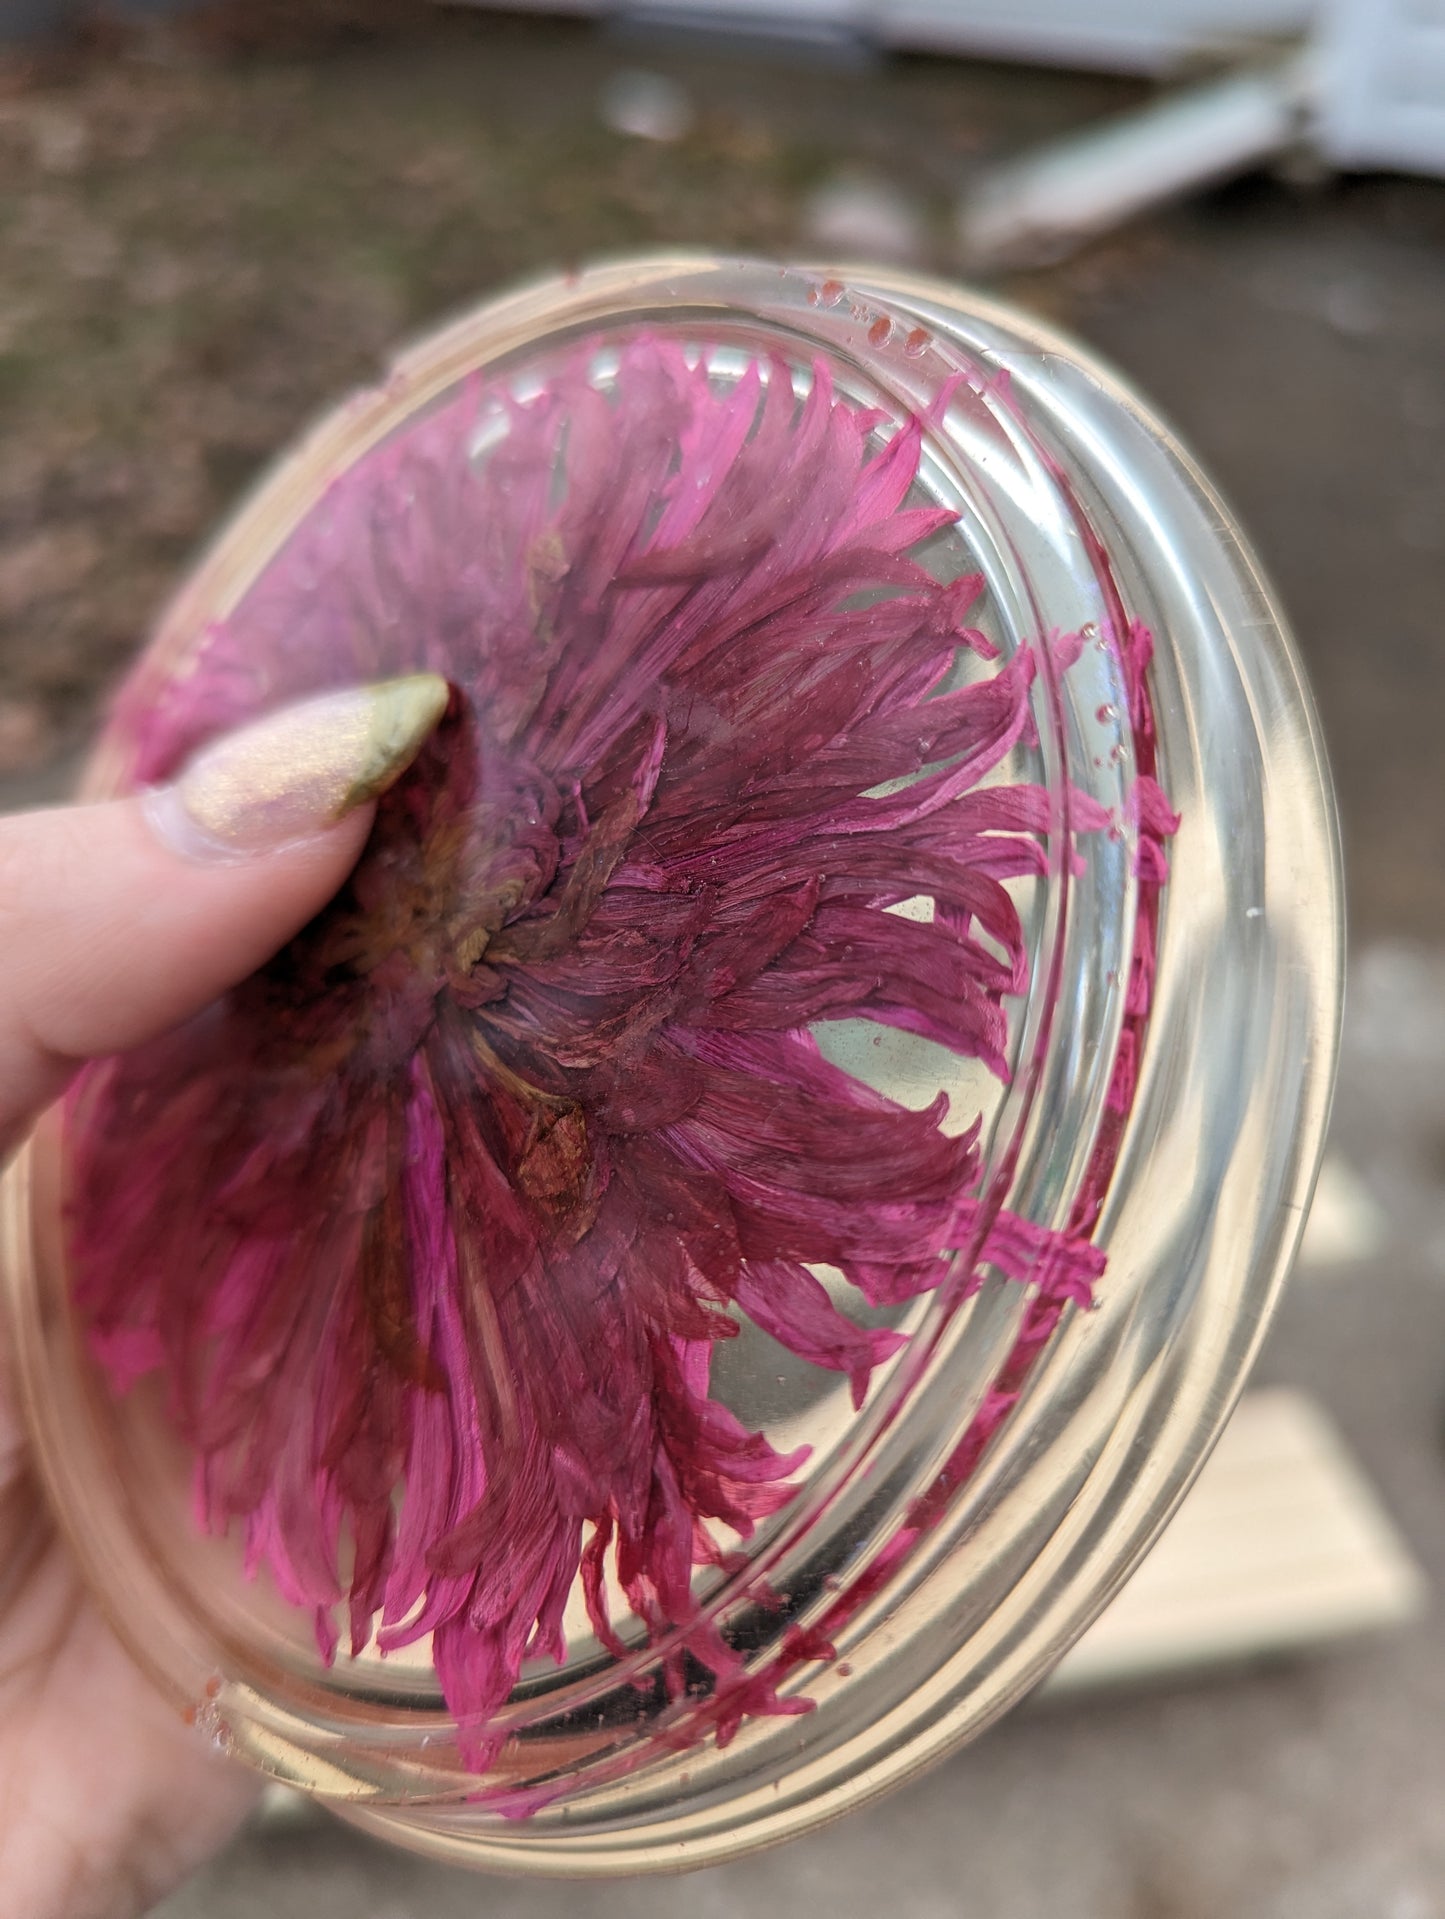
<box><xmin>2</xmin><ymin>6</ymin><xmax>1444</xmax><ymax>1916</ymax></box>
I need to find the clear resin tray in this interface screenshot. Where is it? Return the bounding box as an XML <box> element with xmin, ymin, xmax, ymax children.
<box><xmin>1</xmin><ymin>258</ymin><xmax>1341</xmax><ymax>1875</ymax></box>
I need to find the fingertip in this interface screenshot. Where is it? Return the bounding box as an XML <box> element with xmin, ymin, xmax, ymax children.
<box><xmin>0</xmin><ymin>796</ymin><xmax>378</xmax><ymax>1136</ymax></box>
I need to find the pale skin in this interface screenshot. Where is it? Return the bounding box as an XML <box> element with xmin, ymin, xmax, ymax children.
<box><xmin>0</xmin><ymin>793</ymin><xmax>377</xmax><ymax>1919</ymax></box>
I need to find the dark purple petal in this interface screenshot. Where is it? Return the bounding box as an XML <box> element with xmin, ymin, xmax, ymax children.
<box><xmin>734</xmin><ymin>1261</ymin><xmax>907</xmax><ymax>1410</ymax></box>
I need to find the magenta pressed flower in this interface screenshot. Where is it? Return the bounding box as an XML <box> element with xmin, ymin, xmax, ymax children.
<box><xmin>67</xmin><ymin>335</ymin><xmax>1132</xmax><ymax>1761</ymax></box>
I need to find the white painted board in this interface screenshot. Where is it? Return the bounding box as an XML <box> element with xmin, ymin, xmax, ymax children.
<box><xmin>1318</xmin><ymin>0</ymin><xmax>1445</xmax><ymax>174</ymax></box>
<box><xmin>875</xmin><ymin>0</ymin><xmax>1314</xmax><ymax>73</ymax></box>
<box><xmin>457</xmin><ymin>0</ymin><xmax>1317</xmax><ymax>72</ymax></box>
<box><xmin>1048</xmin><ymin>1389</ymin><xmax>1428</xmax><ymax>1692</ymax></box>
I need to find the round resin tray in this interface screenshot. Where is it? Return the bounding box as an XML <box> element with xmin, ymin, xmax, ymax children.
<box><xmin>1</xmin><ymin>258</ymin><xmax>1341</xmax><ymax>1875</ymax></box>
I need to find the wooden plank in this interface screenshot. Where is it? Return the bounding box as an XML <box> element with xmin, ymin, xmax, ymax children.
<box><xmin>1048</xmin><ymin>1388</ymin><xmax>1428</xmax><ymax>1692</ymax></box>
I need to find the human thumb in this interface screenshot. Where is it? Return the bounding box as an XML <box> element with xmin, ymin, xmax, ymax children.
<box><xmin>0</xmin><ymin>674</ymin><xmax>449</xmax><ymax>1158</ymax></box>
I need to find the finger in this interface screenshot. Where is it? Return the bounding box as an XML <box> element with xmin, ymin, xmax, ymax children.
<box><xmin>0</xmin><ymin>674</ymin><xmax>449</xmax><ymax>1153</ymax></box>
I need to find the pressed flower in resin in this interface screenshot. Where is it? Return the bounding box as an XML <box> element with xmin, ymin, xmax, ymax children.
<box><xmin>67</xmin><ymin>336</ymin><xmax>1126</xmax><ymax>1759</ymax></box>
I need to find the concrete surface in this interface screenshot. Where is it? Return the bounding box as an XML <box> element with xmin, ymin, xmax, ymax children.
<box><xmin>1</xmin><ymin>11</ymin><xmax>1443</xmax><ymax>1915</ymax></box>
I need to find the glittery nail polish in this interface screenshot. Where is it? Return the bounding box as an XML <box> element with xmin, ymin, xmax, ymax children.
<box><xmin>148</xmin><ymin>674</ymin><xmax>449</xmax><ymax>858</ymax></box>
